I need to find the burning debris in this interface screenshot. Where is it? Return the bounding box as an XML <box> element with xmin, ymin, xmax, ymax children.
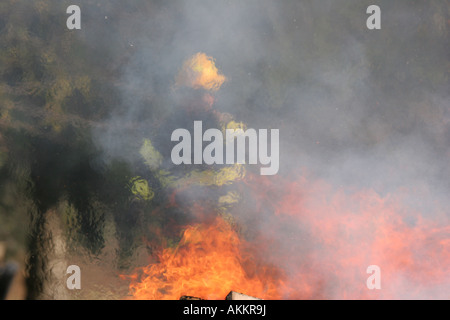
<box><xmin>225</xmin><ymin>291</ymin><xmax>261</xmax><ymax>300</ymax></box>
<box><xmin>180</xmin><ymin>291</ymin><xmax>261</xmax><ymax>300</ymax></box>
<box><xmin>179</xmin><ymin>295</ymin><xmax>204</xmax><ymax>300</ymax></box>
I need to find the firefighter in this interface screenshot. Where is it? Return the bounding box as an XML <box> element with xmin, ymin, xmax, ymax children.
<box><xmin>130</xmin><ymin>53</ymin><xmax>248</xmax><ymax>232</ymax></box>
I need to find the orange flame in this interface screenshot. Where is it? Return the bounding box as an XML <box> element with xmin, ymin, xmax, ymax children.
<box><xmin>248</xmin><ymin>173</ymin><xmax>450</xmax><ymax>299</ymax></box>
<box><xmin>124</xmin><ymin>216</ymin><xmax>284</xmax><ymax>300</ymax></box>
<box><xmin>123</xmin><ymin>172</ymin><xmax>449</xmax><ymax>299</ymax></box>
<box><xmin>176</xmin><ymin>52</ymin><xmax>227</xmax><ymax>91</ymax></box>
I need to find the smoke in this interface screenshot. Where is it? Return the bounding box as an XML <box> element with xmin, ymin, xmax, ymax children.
<box><xmin>81</xmin><ymin>0</ymin><xmax>450</xmax><ymax>298</ymax></box>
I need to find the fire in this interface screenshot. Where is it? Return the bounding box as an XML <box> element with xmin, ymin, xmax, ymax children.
<box><xmin>123</xmin><ymin>171</ymin><xmax>449</xmax><ymax>299</ymax></box>
<box><xmin>175</xmin><ymin>52</ymin><xmax>227</xmax><ymax>91</ymax></box>
<box><xmin>248</xmin><ymin>173</ymin><xmax>450</xmax><ymax>299</ymax></box>
<box><xmin>124</xmin><ymin>216</ymin><xmax>284</xmax><ymax>300</ymax></box>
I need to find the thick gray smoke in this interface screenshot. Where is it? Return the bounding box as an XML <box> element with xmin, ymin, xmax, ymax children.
<box><xmin>93</xmin><ymin>0</ymin><xmax>449</xmax><ymax>190</ymax></box>
<box><xmin>0</xmin><ymin>0</ymin><xmax>443</xmax><ymax>299</ymax></box>
<box><xmin>86</xmin><ymin>0</ymin><xmax>450</xmax><ymax>299</ymax></box>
